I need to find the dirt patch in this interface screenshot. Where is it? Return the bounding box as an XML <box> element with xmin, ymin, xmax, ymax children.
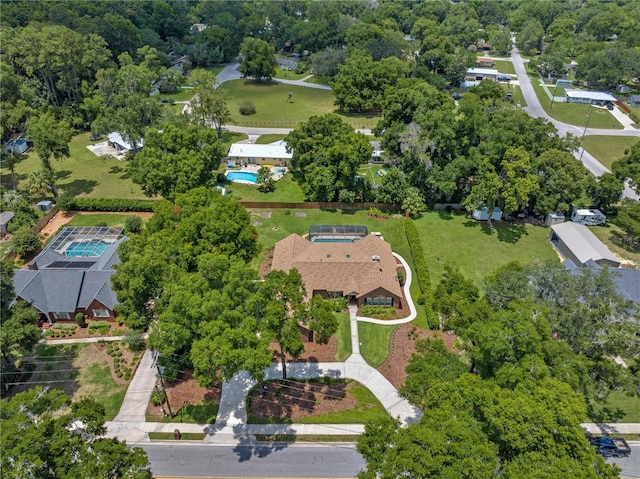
<box><xmin>259</xmin><ymin>248</ymin><xmax>274</xmax><ymax>278</ymax></box>
<box><xmin>377</xmin><ymin>324</ymin><xmax>460</xmax><ymax>389</ymax></box>
<box><xmin>146</xmin><ymin>370</ymin><xmax>221</xmax><ymax>421</ymax></box>
<box><xmin>248</xmin><ymin>379</ymin><xmax>363</xmax><ymax>422</ymax></box>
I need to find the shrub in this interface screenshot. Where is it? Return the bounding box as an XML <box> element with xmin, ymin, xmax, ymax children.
<box><xmin>397</xmin><ymin>270</ymin><xmax>404</xmax><ymax>286</ymax></box>
<box><xmin>11</xmin><ymin>227</ymin><xmax>41</xmax><ymax>257</ymax></box>
<box><xmin>404</xmin><ymin>219</ymin><xmax>439</xmax><ymax>329</ymax></box>
<box><xmin>89</xmin><ymin>320</ymin><xmax>111</xmax><ymax>329</ymax></box>
<box><xmin>75</xmin><ymin>313</ymin><xmax>86</xmax><ymax>328</ymax></box>
<box><xmin>151</xmin><ymin>391</ymin><xmax>166</xmax><ymax>407</ymax></box>
<box><xmin>238</xmin><ymin>100</ymin><xmax>256</xmax><ymax>115</ymax></box>
<box><xmin>52</xmin><ymin>323</ymin><xmax>77</xmax><ymax>331</ymax></box>
<box><xmin>123</xmin><ymin>330</ymin><xmax>146</xmax><ymax>351</ymax></box>
<box><xmin>66</xmin><ymin>198</ymin><xmax>155</xmax><ymax>212</ymax></box>
<box><xmin>158</xmin><ymin>358</ymin><xmax>179</xmax><ymax>382</ymax></box>
<box><xmin>116</xmin><ymin>371</ymin><xmax>123</xmax><ymax>378</ymax></box>
<box><xmin>327</xmin><ymin>297</ymin><xmax>348</xmax><ymax>312</ymax></box>
<box><xmin>124</xmin><ymin>215</ymin><xmax>143</xmax><ymax>234</ymax></box>
<box><xmin>361</xmin><ymin>306</ymin><xmax>396</xmax><ymax>319</ymax></box>
<box><xmin>57</xmin><ymin>192</ymin><xmax>75</xmax><ymax>214</ymax></box>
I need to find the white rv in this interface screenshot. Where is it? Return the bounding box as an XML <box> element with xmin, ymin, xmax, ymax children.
<box><xmin>570</xmin><ymin>209</ymin><xmax>606</xmax><ymax>226</ymax></box>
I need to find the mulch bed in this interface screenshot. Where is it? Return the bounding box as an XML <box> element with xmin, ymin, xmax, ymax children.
<box><xmin>43</xmin><ymin>322</ymin><xmax>128</xmax><ymax>340</ymax></box>
<box><xmin>269</xmin><ymin>333</ymin><xmax>337</xmax><ymax>364</ymax></box>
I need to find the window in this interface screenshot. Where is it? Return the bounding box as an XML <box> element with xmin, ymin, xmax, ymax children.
<box><xmin>92</xmin><ymin>309</ymin><xmax>110</xmax><ymax>318</ymax></box>
<box><xmin>53</xmin><ymin>312</ymin><xmax>70</xmax><ymax>320</ymax></box>
<box><xmin>328</xmin><ymin>291</ymin><xmax>342</xmax><ymax>298</ymax></box>
<box><xmin>386</xmin><ymin>297</ymin><xmax>393</xmax><ymax>306</ymax></box>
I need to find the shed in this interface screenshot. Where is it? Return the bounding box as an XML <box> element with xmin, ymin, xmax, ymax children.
<box><xmin>4</xmin><ymin>139</ymin><xmax>29</xmax><ymax>154</ymax></box>
<box><xmin>549</xmin><ymin>222</ymin><xmax>620</xmax><ymax>268</ymax></box>
<box><xmin>556</xmin><ymin>79</ymin><xmax>572</xmax><ymax>88</ymax></box>
<box><xmin>37</xmin><ymin>200</ymin><xmax>54</xmax><ymax>211</ymax></box>
<box><xmin>545</xmin><ymin>212</ymin><xmax>565</xmax><ymax>226</ymax></box>
<box><xmin>472</xmin><ymin>207</ymin><xmax>502</xmax><ymax>221</ymax></box>
<box><xmin>617</xmin><ymin>84</ymin><xmax>630</xmax><ymax>94</ymax></box>
<box><xmin>0</xmin><ymin>211</ymin><xmax>15</xmax><ymax>235</ymax></box>
<box><xmin>107</xmin><ymin>132</ymin><xmax>143</xmax><ymax>152</ymax></box>
<box><xmin>629</xmin><ymin>95</ymin><xmax>640</xmax><ymax>107</ymax></box>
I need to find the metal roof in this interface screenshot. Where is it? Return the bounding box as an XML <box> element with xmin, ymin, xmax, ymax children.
<box><xmin>227</xmin><ymin>142</ymin><xmax>293</xmax><ymax>159</ymax></box>
<box><xmin>467</xmin><ymin>68</ymin><xmax>499</xmax><ymax>76</ymax></box>
<box><xmin>564</xmin><ymin>90</ymin><xmax>617</xmax><ymax>102</ymax></box>
<box><xmin>550</xmin><ymin>222</ymin><xmax>619</xmax><ymax>265</ymax></box>
<box><xmin>0</xmin><ymin>211</ymin><xmax>15</xmax><ymax>225</ymax></box>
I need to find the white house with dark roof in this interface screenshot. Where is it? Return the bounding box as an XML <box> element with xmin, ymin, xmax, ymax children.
<box><xmin>12</xmin><ymin>227</ymin><xmax>126</xmax><ymax>324</ymax></box>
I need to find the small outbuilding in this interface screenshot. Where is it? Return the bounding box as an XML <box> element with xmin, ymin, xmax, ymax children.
<box><xmin>472</xmin><ymin>207</ymin><xmax>503</xmax><ymax>221</ymax></box>
<box><xmin>107</xmin><ymin>132</ymin><xmax>143</xmax><ymax>153</ymax></box>
<box><xmin>545</xmin><ymin>212</ymin><xmax>565</xmax><ymax>226</ymax></box>
<box><xmin>0</xmin><ymin>211</ymin><xmax>15</xmax><ymax>235</ymax></box>
<box><xmin>550</xmin><ymin>222</ymin><xmax>620</xmax><ymax>268</ymax></box>
<box><xmin>37</xmin><ymin>200</ymin><xmax>54</xmax><ymax>211</ymax></box>
<box><xmin>4</xmin><ymin>139</ymin><xmax>29</xmax><ymax>155</ymax></box>
<box><xmin>629</xmin><ymin>95</ymin><xmax>640</xmax><ymax>107</ymax></box>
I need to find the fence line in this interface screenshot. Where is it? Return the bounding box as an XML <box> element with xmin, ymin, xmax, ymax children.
<box><xmin>32</xmin><ymin>206</ymin><xmax>60</xmax><ymax>233</ymax></box>
<box><xmin>239</xmin><ymin>201</ymin><xmax>397</xmax><ymax>211</ymax></box>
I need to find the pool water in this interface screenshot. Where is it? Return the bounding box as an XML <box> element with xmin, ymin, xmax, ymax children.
<box><xmin>311</xmin><ymin>238</ymin><xmax>357</xmax><ymax>243</ymax></box>
<box><xmin>64</xmin><ymin>240</ymin><xmax>110</xmax><ymax>257</ymax></box>
<box><xmin>226</xmin><ymin>171</ymin><xmax>258</xmax><ymax>183</ymax></box>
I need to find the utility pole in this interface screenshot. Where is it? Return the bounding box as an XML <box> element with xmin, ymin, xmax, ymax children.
<box><xmin>578</xmin><ymin>106</ymin><xmax>594</xmax><ymax>163</ymax></box>
<box><xmin>156</xmin><ymin>363</ymin><xmax>173</xmax><ymax>417</ymax></box>
<box><xmin>550</xmin><ymin>81</ymin><xmax>559</xmax><ymax>109</ymax></box>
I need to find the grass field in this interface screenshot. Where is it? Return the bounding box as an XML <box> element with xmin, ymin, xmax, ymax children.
<box><xmin>358</xmin><ymin>322</ymin><xmax>396</xmax><ymax>368</ymax></box>
<box><xmin>0</xmin><ymin>133</ymin><xmax>147</xmax><ymax>199</ymax></box>
<box><xmin>530</xmin><ymin>79</ymin><xmax>623</xmax><ymax>129</ymax></box>
<box><xmin>24</xmin><ymin>343</ymin><xmax>130</xmax><ymax>420</ymax></box>
<box><xmin>304</xmin><ymin>75</ymin><xmax>331</xmax><ymax>86</ymax></box>
<box><xmin>256</xmin><ymin>134</ymin><xmax>287</xmax><ymax>144</ymax></box>
<box><xmin>220</xmin><ymin>80</ymin><xmax>380</xmax><ymax>129</ymax></box>
<box><xmin>589</xmin><ymin>222</ymin><xmax>640</xmax><ymax>265</ymax></box>
<box><xmin>500</xmin><ymin>83</ymin><xmax>527</xmax><ymax>108</ymax></box>
<box><xmin>413</xmin><ymin>211</ymin><xmax>557</xmax><ymax>288</ymax></box>
<box><xmin>589</xmin><ymin>390</ymin><xmax>640</xmax><ymax>423</ymax></box>
<box><xmin>159</xmin><ymin>88</ymin><xmax>194</xmax><ymax>102</ymax></box>
<box><xmin>66</xmin><ymin>213</ymin><xmax>134</xmax><ymax>227</ymax></box>
<box><xmin>224</xmin><ymin>174</ymin><xmax>306</xmax><ymax>202</ymax></box>
<box><xmin>581</xmin><ymin>136</ymin><xmax>639</xmax><ymax>170</ymax></box>
<box><xmin>493</xmin><ymin>60</ymin><xmax>516</xmax><ymax>75</ymax></box>
<box><xmin>358</xmin><ymin>164</ymin><xmax>386</xmax><ymax>186</ymax></box>
<box><xmin>273</xmin><ymin>68</ymin><xmax>308</xmax><ymax>81</ymax></box>
<box><xmin>334</xmin><ymin>312</ymin><xmax>352</xmax><ymax>361</ymax></box>
<box><xmin>149</xmin><ymin>432</ymin><xmax>206</xmax><ymax>441</ymax></box>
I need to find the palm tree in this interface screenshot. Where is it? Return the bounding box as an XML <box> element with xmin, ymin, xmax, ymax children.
<box><xmin>26</xmin><ymin>170</ymin><xmax>51</xmax><ymax>200</ymax></box>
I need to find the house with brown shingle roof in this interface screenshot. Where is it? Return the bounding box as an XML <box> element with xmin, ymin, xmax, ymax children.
<box><xmin>271</xmin><ymin>234</ymin><xmax>403</xmax><ymax>308</ymax></box>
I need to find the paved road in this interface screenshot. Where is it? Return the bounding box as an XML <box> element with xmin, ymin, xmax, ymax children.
<box><xmin>607</xmin><ymin>443</ymin><xmax>640</xmax><ymax>479</ymax></box>
<box><xmin>140</xmin><ymin>443</ymin><xmax>365</xmax><ymax>478</ymax></box>
<box><xmin>511</xmin><ymin>42</ymin><xmax>639</xmax><ymax>200</ymax></box>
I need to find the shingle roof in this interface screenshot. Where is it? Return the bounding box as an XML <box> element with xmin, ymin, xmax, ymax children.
<box><xmin>271</xmin><ymin>234</ymin><xmax>402</xmax><ymax>300</ymax></box>
<box><xmin>551</xmin><ymin>222</ymin><xmax>620</xmax><ymax>266</ymax></box>
<box><xmin>0</xmin><ymin>211</ymin><xmax>15</xmax><ymax>226</ymax></box>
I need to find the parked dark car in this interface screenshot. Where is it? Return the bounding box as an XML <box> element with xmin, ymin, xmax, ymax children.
<box><xmin>588</xmin><ymin>436</ymin><xmax>631</xmax><ymax>458</ymax></box>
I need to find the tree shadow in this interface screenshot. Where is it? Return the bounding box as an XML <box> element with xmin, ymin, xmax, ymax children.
<box><xmin>231</xmin><ymin>424</ymin><xmax>293</xmax><ymax>462</ymax></box>
<box><xmin>495</xmin><ymin>223</ymin><xmax>528</xmax><ymax>244</ymax></box>
<box><xmin>340</xmin><ymin>209</ymin><xmax>356</xmax><ymax>215</ymax></box>
<box><xmin>109</xmin><ymin>165</ymin><xmax>132</xmax><ymax>180</ymax></box>
<box><xmin>437</xmin><ymin>210</ymin><xmax>454</xmax><ymax>220</ymax></box>
<box><xmin>54</xmin><ymin>169</ymin><xmax>72</xmax><ymax>181</ymax></box>
<box><xmin>586</xmin><ymin>404</ymin><xmax>626</xmax><ymax>424</ymax></box>
<box><xmin>61</xmin><ymin>179</ymin><xmax>98</xmax><ymax>196</ymax></box>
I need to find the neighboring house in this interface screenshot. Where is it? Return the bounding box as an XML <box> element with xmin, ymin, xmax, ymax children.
<box><xmin>628</xmin><ymin>95</ymin><xmax>640</xmax><ymax>107</ymax></box>
<box><xmin>271</xmin><ymin>233</ymin><xmax>403</xmax><ymax>308</ymax></box>
<box><xmin>0</xmin><ymin>211</ymin><xmax>14</xmax><ymax>235</ymax></box>
<box><xmin>563</xmin><ymin>259</ymin><xmax>640</xmax><ymax>305</ymax></box>
<box><xmin>564</xmin><ymin>90</ymin><xmax>617</xmax><ymax>106</ymax></box>
<box><xmin>475</xmin><ymin>57</ymin><xmax>495</xmax><ymax>68</ymax></box>
<box><xmin>107</xmin><ymin>132</ymin><xmax>143</xmax><ymax>153</ymax></box>
<box><xmin>227</xmin><ymin>141</ymin><xmax>293</xmax><ymax>167</ymax></box>
<box><xmin>556</xmin><ymin>79</ymin><xmax>572</xmax><ymax>88</ymax></box>
<box><xmin>617</xmin><ymin>84</ymin><xmax>630</xmax><ymax>94</ymax></box>
<box><xmin>549</xmin><ymin>222</ymin><xmax>620</xmax><ymax>268</ymax></box>
<box><xmin>465</xmin><ymin>68</ymin><xmax>498</xmax><ymax>81</ymax></box>
<box><xmin>12</xmin><ymin>227</ymin><xmax>126</xmax><ymax>324</ymax></box>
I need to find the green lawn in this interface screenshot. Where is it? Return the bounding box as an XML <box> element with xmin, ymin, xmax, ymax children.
<box><xmin>581</xmin><ymin>136</ymin><xmax>639</xmax><ymax>170</ymax></box>
<box><xmin>358</xmin><ymin>322</ymin><xmax>396</xmax><ymax>368</ymax></box>
<box><xmin>159</xmin><ymin>88</ymin><xmax>194</xmax><ymax>102</ymax></box>
<box><xmin>80</xmin><ymin>362</ymin><xmax>128</xmax><ymax>420</ymax></box>
<box><xmin>500</xmin><ymin>83</ymin><xmax>527</xmax><ymax>108</ymax></box>
<box><xmin>358</xmin><ymin>164</ymin><xmax>385</xmax><ymax>186</ymax></box>
<box><xmin>304</xmin><ymin>75</ymin><xmax>331</xmax><ymax>86</ymax></box>
<box><xmin>220</xmin><ymin>79</ymin><xmax>380</xmax><ymax>129</ymax></box>
<box><xmin>413</xmin><ymin>211</ymin><xmax>557</xmax><ymax>288</ymax></box>
<box><xmin>334</xmin><ymin>311</ymin><xmax>352</xmax><ymax>361</ymax></box>
<box><xmin>273</xmin><ymin>68</ymin><xmax>308</xmax><ymax>81</ymax></box>
<box><xmin>256</xmin><ymin>134</ymin><xmax>287</xmax><ymax>144</ymax></box>
<box><xmin>530</xmin><ymin>80</ymin><xmax>623</xmax><ymax>129</ymax></box>
<box><xmin>66</xmin><ymin>213</ymin><xmax>135</xmax><ymax>227</ymax></box>
<box><xmin>153</xmin><ymin>399</ymin><xmax>218</xmax><ymax>424</ymax></box>
<box><xmin>224</xmin><ymin>174</ymin><xmax>306</xmax><ymax>202</ymax></box>
<box><xmin>589</xmin><ymin>222</ymin><xmax>640</xmax><ymax>265</ymax></box>
<box><xmin>149</xmin><ymin>432</ymin><xmax>206</xmax><ymax>441</ymax></box>
<box><xmin>0</xmin><ymin>132</ymin><xmax>148</xmax><ymax>199</ymax></box>
<box><xmin>588</xmin><ymin>390</ymin><xmax>640</xmax><ymax>423</ymax></box>
<box><xmin>493</xmin><ymin>60</ymin><xmax>516</xmax><ymax>75</ymax></box>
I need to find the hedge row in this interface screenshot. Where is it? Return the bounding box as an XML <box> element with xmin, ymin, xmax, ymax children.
<box><xmin>404</xmin><ymin>219</ymin><xmax>439</xmax><ymax>329</ymax></box>
<box><xmin>68</xmin><ymin>198</ymin><xmax>155</xmax><ymax>212</ymax></box>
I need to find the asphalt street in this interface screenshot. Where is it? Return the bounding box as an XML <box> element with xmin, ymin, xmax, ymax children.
<box><xmin>140</xmin><ymin>443</ymin><xmax>366</xmax><ymax>478</ymax></box>
<box><xmin>608</xmin><ymin>444</ymin><xmax>640</xmax><ymax>479</ymax></box>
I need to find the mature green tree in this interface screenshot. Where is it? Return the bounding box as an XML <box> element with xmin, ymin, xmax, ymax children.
<box><xmin>189</xmin><ymin>69</ymin><xmax>231</xmax><ymax>138</ymax></box>
<box><xmin>238</xmin><ymin>38</ymin><xmax>277</xmax><ymax>81</ymax></box>
<box><xmin>615</xmin><ymin>200</ymin><xmax>640</xmax><ymax>243</ymax></box>
<box><xmin>129</xmin><ymin>122</ymin><xmax>223</xmax><ymax>200</ymax></box>
<box><xmin>10</xmin><ymin>227</ymin><xmax>41</xmax><ymax>258</ymax></box>
<box><xmin>517</xmin><ymin>19</ymin><xmax>545</xmax><ymax>56</ymax></box>
<box><xmin>331</xmin><ymin>54</ymin><xmax>409</xmax><ymax>113</ymax></box>
<box><xmin>499</xmin><ymin>146</ymin><xmax>540</xmax><ymax>216</ymax></box>
<box><xmin>462</xmin><ymin>158</ymin><xmax>502</xmax><ymax>226</ymax></box>
<box><xmin>532</xmin><ymin>149</ymin><xmax>590</xmax><ymax>215</ymax></box>
<box><xmin>257</xmin><ymin>269</ymin><xmax>307</xmax><ymax>379</ymax></box>
<box><xmin>612</xmin><ymin>141</ymin><xmax>640</xmax><ymax>194</ymax></box>
<box><xmin>308</xmin><ymin>48</ymin><xmax>347</xmax><ymax>77</ymax></box>
<box><xmin>433</xmin><ymin>263</ymin><xmax>480</xmax><ymax>328</ymax></box>
<box><xmin>307</xmin><ymin>296</ymin><xmax>338</xmax><ymax>345</ymax></box>
<box><xmin>401</xmin><ymin>187</ymin><xmax>427</xmax><ymax>218</ymax></box>
<box><xmin>375</xmin><ymin>168</ymin><xmax>409</xmax><ymax>207</ymax></box>
<box><xmin>0</xmin><ymin>388</ymin><xmax>152</xmax><ymax>479</ymax></box>
<box><xmin>92</xmin><ymin>50</ymin><xmax>164</xmax><ymax>150</ymax></box>
<box><xmin>26</xmin><ymin>112</ymin><xmax>73</xmax><ymax>198</ymax></box>
<box><xmin>256</xmin><ymin>166</ymin><xmax>275</xmax><ymax>193</ymax></box>
<box><xmin>587</xmin><ymin>173</ymin><xmax>623</xmax><ymax>211</ymax></box>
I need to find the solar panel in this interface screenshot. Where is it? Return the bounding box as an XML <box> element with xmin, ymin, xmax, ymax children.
<box><xmin>48</xmin><ymin>261</ymin><xmax>96</xmax><ymax>269</ymax></box>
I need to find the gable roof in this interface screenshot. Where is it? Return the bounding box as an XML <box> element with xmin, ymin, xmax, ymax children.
<box><xmin>551</xmin><ymin>222</ymin><xmax>619</xmax><ymax>266</ymax></box>
<box><xmin>227</xmin><ymin>142</ymin><xmax>293</xmax><ymax>160</ymax></box>
<box><xmin>271</xmin><ymin>234</ymin><xmax>402</xmax><ymax>300</ymax></box>
<box><xmin>0</xmin><ymin>211</ymin><xmax>14</xmax><ymax>226</ymax></box>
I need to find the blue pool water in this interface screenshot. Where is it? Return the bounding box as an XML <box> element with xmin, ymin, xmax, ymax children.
<box><xmin>312</xmin><ymin>238</ymin><xmax>357</xmax><ymax>243</ymax></box>
<box><xmin>65</xmin><ymin>240</ymin><xmax>110</xmax><ymax>257</ymax></box>
<box><xmin>226</xmin><ymin>171</ymin><xmax>258</xmax><ymax>183</ymax></box>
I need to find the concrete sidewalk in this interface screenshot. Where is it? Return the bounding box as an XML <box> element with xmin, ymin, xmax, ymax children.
<box><xmin>113</xmin><ymin>349</ymin><xmax>157</xmax><ymax>423</ymax></box>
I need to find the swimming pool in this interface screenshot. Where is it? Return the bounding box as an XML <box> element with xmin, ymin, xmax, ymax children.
<box><xmin>64</xmin><ymin>240</ymin><xmax>110</xmax><ymax>257</ymax></box>
<box><xmin>226</xmin><ymin>171</ymin><xmax>258</xmax><ymax>184</ymax></box>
